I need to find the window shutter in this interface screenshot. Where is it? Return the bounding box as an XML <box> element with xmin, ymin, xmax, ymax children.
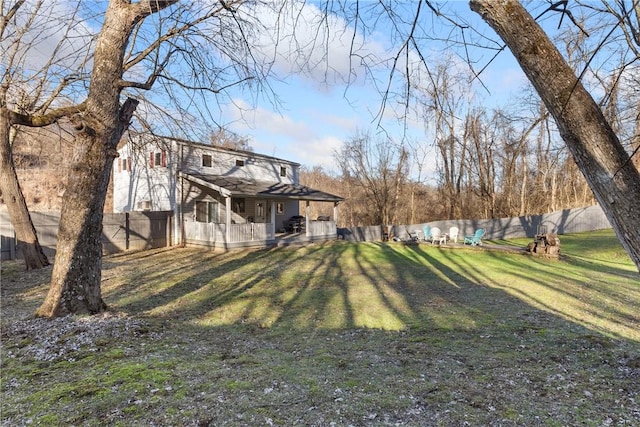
<box><xmin>161</xmin><ymin>150</ymin><xmax>167</xmax><ymax>167</ymax></box>
<box><xmin>127</xmin><ymin>157</ymin><xmax>131</xmax><ymax>172</ymax></box>
<box><xmin>118</xmin><ymin>158</ymin><xmax>122</xmax><ymax>172</ymax></box>
<box><xmin>149</xmin><ymin>152</ymin><xmax>154</xmax><ymax>168</ymax></box>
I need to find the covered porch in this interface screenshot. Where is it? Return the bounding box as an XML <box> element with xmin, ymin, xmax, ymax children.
<box><xmin>179</xmin><ymin>173</ymin><xmax>343</xmax><ymax>250</ymax></box>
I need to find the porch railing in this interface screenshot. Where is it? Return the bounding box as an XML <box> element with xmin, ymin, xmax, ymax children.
<box><xmin>228</xmin><ymin>223</ymin><xmax>274</xmax><ymax>242</ymax></box>
<box><xmin>183</xmin><ymin>221</ymin><xmax>275</xmax><ymax>249</ymax></box>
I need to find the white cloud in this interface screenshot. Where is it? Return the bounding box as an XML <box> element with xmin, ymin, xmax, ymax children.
<box><xmin>222</xmin><ymin>97</ymin><xmax>349</xmax><ymax>171</ymax></box>
<box><xmin>247</xmin><ymin>2</ymin><xmax>389</xmax><ymax>89</ymax></box>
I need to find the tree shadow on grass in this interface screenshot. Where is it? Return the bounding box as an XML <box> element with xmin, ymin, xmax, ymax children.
<box><xmin>102</xmin><ymin>240</ymin><xmax>638</xmax><ymax>342</ymax></box>
<box><xmin>4</xmin><ymin>241</ymin><xmax>639</xmax><ymax>426</ymax></box>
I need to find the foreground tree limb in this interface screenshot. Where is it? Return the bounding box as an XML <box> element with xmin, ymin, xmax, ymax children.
<box><xmin>470</xmin><ymin>0</ymin><xmax>640</xmax><ymax>273</ymax></box>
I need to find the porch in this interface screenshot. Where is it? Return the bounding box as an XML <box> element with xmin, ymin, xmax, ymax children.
<box><xmin>183</xmin><ymin>218</ymin><xmax>339</xmax><ymax>250</ymax></box>
<box><xmin>179</xmin><ymin>173</ymin><xmax>343</xmax><ymax>250</ymax></box>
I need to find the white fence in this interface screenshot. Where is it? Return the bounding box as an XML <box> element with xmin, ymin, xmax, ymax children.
<box><xmin>3</xmin><ymin>205</ymin><xmax>609</xmax><ymax>256</ymax></box>
<box><xmin>307</xmin><ymin>220</ymin><xmax>337</xmax><ymax>237</ymax></box>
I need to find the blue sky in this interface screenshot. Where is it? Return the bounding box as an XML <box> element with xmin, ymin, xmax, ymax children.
<box><xmin>10</xmin><ymin>1</ymin><xmax>532</xmax><ymax>178</ymax></box>
<box><xmin>214</xmin><ymin>1</ymin><xmax>531</xmax><ymax>176</ymax></box>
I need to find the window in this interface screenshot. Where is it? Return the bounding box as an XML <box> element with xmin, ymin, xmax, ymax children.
<box><xmin>149</xmin><ymin>150</ymin><xmax>166</xmax><ymax>168</ymax></box>
<box><xmin>232</xmin><ymin>198</ymin><xmax>245</xmax><ymax>213</ymax></box>
<box><xmin>120</xmin><ymin>158</ymin><xmax>130</xmax><ymax>172</ymax></box>
<box><xmin>256</xmin><ymin>202</ymin><xmax>265</xmax><ymax>218</ymax></box>
<box><xmin>195</xmin><ymin>201</ymin><xmax>219</xmax><ymax>223</ymax></box>
<box><xmin>202</xmin><ymin>154</ymin><xmax>212</xmax><ymax>167</ymax></box>
<box><xmin>235</xmin><ymin>159</ymin><xmax>245</xmax><ymax>167</ymax></box>
<box><xmin>280</xmin><ymin>166</ymin><xmax>287</xmax><ymax>177</ymax></box>
<box><xmin>276</xmin><ymin>202</ymin><xmax>284</xmax><ymax>215</ymax></box>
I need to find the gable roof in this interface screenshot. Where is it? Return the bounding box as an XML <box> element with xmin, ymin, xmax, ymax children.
<box><xmin>121</xmin><ymin>133</ymin><xmax>300</xmax><ymax>166</ymax></box>
<box><xmin>181</xmin><ymin>173</ymin><xmax>343</xmax><ymax>202</ymax></box>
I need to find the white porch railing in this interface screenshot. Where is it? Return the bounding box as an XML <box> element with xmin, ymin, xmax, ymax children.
<box><xmin>183</xmin><ymin>220</ymin><xmax>335</xmax><ymax>249</ymax></box>
<box><xmin>228</xmin><ymin>223</ymin><xmax>274</xmax><ymax>242</ymax></box>
<box><xmin>183</xmin><ymin>221</ymin><xmax>275</xmax><ymax>248</ymax></box>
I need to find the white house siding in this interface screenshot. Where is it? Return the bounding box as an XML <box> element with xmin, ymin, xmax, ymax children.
<box><xmin>112</xmin><ymin>139</ymin><xmax>177</xmax><ymax>213</ymax></box>
<box><xmin>179</xmin><ymin>143</ymin><xmax>298</xmax><ymax>184</ymax></box>
<box><xmin>114</xmin><ymin>136</ymin><xmax>301</xmax><ymax>214</ymax></box>
<box><xmin>114</xmin><ymin>136</ymin><xmax>304</xmax><ymax>222</ymax></box>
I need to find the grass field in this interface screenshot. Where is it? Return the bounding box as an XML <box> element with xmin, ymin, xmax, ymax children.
<box><xmin>1</xmin><ymin>229</ymin><xmax>639</xmax><ymax>426</ymax></box>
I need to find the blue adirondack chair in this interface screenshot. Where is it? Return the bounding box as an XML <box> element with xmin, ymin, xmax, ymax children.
<box><xmin>422</xmin><ymin>225</ymin><xmax>432</xmax><ymax>242</ymax></box>
<box><xmin>463</xmin><ymin>228</ymin><xmax>485</xmax><ymax>246</ymax></box>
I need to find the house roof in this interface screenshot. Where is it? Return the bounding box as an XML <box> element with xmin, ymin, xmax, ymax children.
<box><xmin>121</xmin><ymin>133</ymin><xmax>301</xmax><ymax>167</ymax></box>
<box><xmin>181</xmin><ymin>173</ymin><xmax>344</xmax><ymax>202</ymax></box>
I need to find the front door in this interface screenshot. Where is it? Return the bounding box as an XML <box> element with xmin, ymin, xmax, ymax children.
<box><xmin>255</xmin><ymin>200</ymin><xmax>266</xmax><ymax>223</ymax></box>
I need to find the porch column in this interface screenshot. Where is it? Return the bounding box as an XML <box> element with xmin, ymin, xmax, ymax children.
<box><xmin>333</xmin><ymin>202</ymin><xmax>339</xmax><ymax>226</ymax></box>
<box><xmin>177</xmin><ymin>173</ymin><xmax>184</xmax><ymax>245</ymax></box>
<box><xmin>305</xmin><ymin>201</ymin><xmax>310</xmax><ymax>236</ymax></box>
<box><xmin>225</xmin><ymin>196</ymin><xmax>231</xmax><ymax>243</ymax></box>
<box><xmin>270</xmin><ymin>200</ymin><xmax>276</xmax><ymax>238</ymax></box>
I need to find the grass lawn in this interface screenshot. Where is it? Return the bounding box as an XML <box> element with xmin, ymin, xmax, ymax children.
<box><xmin>1</xmin><ymin>229</ymin><xmax>639</xmax><ymax>426</ymax></box>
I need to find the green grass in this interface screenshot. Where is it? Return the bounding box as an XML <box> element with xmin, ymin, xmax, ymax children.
<box><xmin>1</xmin><ymin>229</ymin><xmax>639</xmax><ymax>426</ymax></box>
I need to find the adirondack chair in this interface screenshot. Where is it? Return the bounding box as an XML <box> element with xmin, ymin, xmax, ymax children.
<box><xmin>449</xmin><ymin>226</ymin><xmax>459</xmax><ymax>243</ymax></box>
<box><xmin>422</xmin><ymin>225</ymin><xmax>432</xmax><ymax>242</ymax></box>
<box><xmin>463</xmin><ymin>228</ymin><xmax>485</xmax><ymax>246</ymax></box>
<box><xmin>430</xmin><ymin>227</ymin><xmax>447</xmax><ymax>244</ymax></box>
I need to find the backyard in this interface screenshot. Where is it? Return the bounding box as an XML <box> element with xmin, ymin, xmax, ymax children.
<box><xmin>1</xmin><ymin>230</ymin><xmax>639</xmax><ymax>426</ymax></box>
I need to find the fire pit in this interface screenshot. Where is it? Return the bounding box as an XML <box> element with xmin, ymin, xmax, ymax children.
<box><xmin>527</xmin><ymin>231</ymin><xmax>560</xmax><ymax>257</ymax></box>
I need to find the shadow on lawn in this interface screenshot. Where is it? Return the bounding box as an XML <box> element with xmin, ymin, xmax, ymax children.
<box><xmin>4</xmin><ymin>241</ymin><xmax>639</xmax><ymax>426</ymax></box>
<box><xmin>101</xmin><ymin>241</ymin><xmax>638</xmax><ymax>342</ymax></box>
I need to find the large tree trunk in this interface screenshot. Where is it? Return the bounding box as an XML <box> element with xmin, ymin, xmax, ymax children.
<box><xmin>470</xmin><ymin>0</ymin><xmax>640</xmax><ymax>273</ymax></box>
<box><xmin>35</xmin><ymin>1</ymin><xmax>142</xmax><ymax>317</ymax></box>
<box><xmin>0</xmin><ymin>109</ymin><xmax>49</xmax><ymax>270</ymax></box>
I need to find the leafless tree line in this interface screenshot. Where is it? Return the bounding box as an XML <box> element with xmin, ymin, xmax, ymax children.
<box><xmin>302</xmin><ymin>108</ymin><xmax>597</xmax><ymax>228</ymax></box>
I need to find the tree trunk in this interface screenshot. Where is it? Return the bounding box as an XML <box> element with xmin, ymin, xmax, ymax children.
<box><xmin>470</xmin><ymin>0</ymin><xmax>640</xmax><ymax>273</ymax></box>
<box><xmin>0</xmin><ymin>109</ymin><xmax>49</xmax><ymax>270</ymax></box>
<box><xmin>36</xmin><ymin>1</ymin><xmax>142</xmax><ymax>317</ymax></box>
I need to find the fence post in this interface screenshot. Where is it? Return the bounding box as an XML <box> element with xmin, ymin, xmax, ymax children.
<box><xmin>125</xmin><ymin>212</ymin><xmax>130</xmax><ymax>251</ymax></box>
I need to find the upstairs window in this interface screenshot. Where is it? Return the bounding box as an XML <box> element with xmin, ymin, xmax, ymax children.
<box><xmin>280</xmin><ymin>166</ymin><xmax>287</xmax><ymax>177</ymax></box>
<box><xmin>202</xmin><ymin>154</ymin><xmax>212</xmax><ymax>167</ymax></box>
<box><xmin>117</xmin><ymin>157</ymin><xmax>131</xmax><ymax>172</ymax></box>
<box><xmin>235</xmin><ymin>159</ymin><xmax>245</xmax><ymax>167</ymax></box>
<box><xmin>149</xmin><ymin>150</ymin><xmax>167</xmax><ymax>168</ymax></box>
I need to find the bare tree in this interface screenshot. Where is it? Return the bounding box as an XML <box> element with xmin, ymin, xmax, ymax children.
<box><xmin>335</xmin><ymin>132</ymin><xmax>409</xmax><ymax>226</ymax></box>
<box><xmin>0</xmin><ymin>2</ymin><xmax>93</xmax><ymax>269</ymax></box>
<box><xmin>470</xmin><ymin>0</ymin><xmax>640</xmax><ymax>272</ymax></box>
<box><xmin>209</xmin><ymin>128</ymin><xmax>253</xmax><ymax>152</ymax></box>
<box><xmin>2</xmin><ymin>1</ymin><xmax>278</xmax><ymax>317</ymax></box>
<box><xmin>418</xmin><ymin>61</ymin><xmax>471</xmax><ymax>220</ymax></box>
<box><xmin>315</xmin><ymin>0</ymin><xmax>639</xmax><ymax>271</ymax></box>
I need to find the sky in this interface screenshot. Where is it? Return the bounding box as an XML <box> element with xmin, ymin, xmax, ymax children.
<box><xmin>211</xmin><ymin>1</ymin><xmax>531</xmax><ymax>176</ymax></box>
<box><xmin>6</xmin><ymin>1</ymin><xmax>538</xmax><ymax>179</ymax></box>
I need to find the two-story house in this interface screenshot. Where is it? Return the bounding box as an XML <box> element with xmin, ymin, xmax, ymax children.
<box><xmin>113</xmin><ymin>134</ymin><xmax>343</xmax><ymax>249</ymax></box>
